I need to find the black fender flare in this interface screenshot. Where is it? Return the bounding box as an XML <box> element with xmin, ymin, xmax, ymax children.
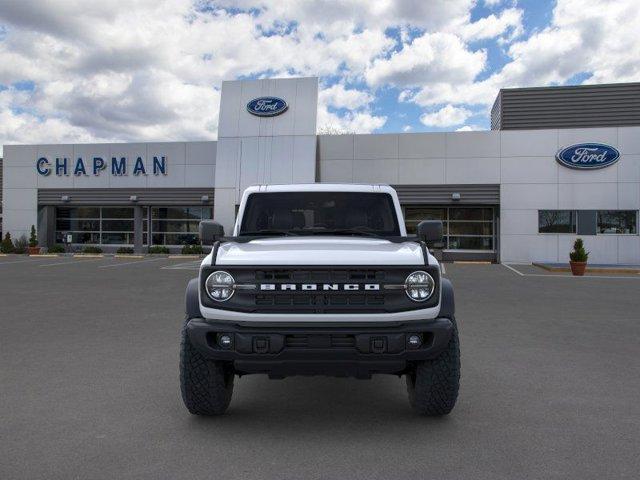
<box><xmin>439</xmin><ymin>277</ymin><xmax>455</xmax><ymax>319</ymax></box>
<box><xmin>185</xmin><ymin>277</ymin><xmax>201</xmax><ymax>319</ymax></box>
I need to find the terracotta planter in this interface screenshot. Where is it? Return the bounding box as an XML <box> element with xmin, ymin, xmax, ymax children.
<box><xmin>569</xmin><ymin>261</ymin><xmax>587</xmax><ymax>276</ymax></box>
<box><xmin>27</xmin><ymin>246</ymin><xmax>41</xmax><ymax>255</ymax></box>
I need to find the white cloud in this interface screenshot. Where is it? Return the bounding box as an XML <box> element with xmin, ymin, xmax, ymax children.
<box><xmin>420</xmin><ymin>105</ymin><xmax>472</xmax><ymax>127</ymax></box>
<box><xmin>402</xmin><ymin>125</ymin><xmax>412</xmax><ymax>132</ymax></box>
<box><xmin>456</xmin><ymin>124</ymin><xmax>484</xmax><ymax>131</ymax></box>
<box><xmin>458</xmin><ymin>7</ymin><xmax>523</xmax><ymax>42</ymax></box>
<box><xmin>0</xmin><ymin>0</ymin><xmax>639</xmax><ymax>150</ymax></box>
<box><xmin>319</xmin><ymin>84</ymin><xmax>373</xmax><ymax>110</ymax></box>
<box><xmin>366</xmin><ymin>32</ymin><xmax>486</xmax><ymax>88</ymax></box>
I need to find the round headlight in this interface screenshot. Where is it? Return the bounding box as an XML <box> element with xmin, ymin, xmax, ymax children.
<box><xmin>205</xmin><ymin>271</ymin><xmax>235</xmax><ymax>302</ymax></box>
<box><xmin>405</xmin><ymin>271</ymin><xmax>435</xmax><ymax>302</ymax></box>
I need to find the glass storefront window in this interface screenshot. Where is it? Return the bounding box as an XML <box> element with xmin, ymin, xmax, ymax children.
<box><xmin>403</xmin><ymin>206</ymin><xmax>495</xmax><ymax>251</ymax></box>
<box><xmin>538</xmin><ymin>210</ymin><xmax>576</xmax><ymax>233</ymax></box>
<box><xmin>55</xmin><ymin>207</ymin><xmax>134</xmax><ymax>245</ymax></box>
<box><xmin>150</xmin><ymin>206</ymin><xmax>214</xmax><ymax>245</ymax></box>
<box><xmin>597</xmin><ymin>211</ymin><xmax>638</xmax><ymax>234</ymax></box>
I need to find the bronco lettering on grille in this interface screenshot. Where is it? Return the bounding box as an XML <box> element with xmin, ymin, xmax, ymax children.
<box><xmin>260</xmin><ymin>284</ymin><xmax>380</xmax><ymax>291</ymax></box>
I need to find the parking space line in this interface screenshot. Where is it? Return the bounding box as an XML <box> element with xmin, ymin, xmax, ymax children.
<box><xmin>39</xmin><ymin>258</ymin><xmax>106</xmax><ymax>267</ymax></box>
<box><xmin>161</xmin><ymin>260</ymin><xmax>201</xmax><ymax>270</ymax></box>
<box><xmin>98</xmin><ymin>257</ymin><xmax>166</xmax><ymax>269</ymax></box>
<box><xmin>0</xmin><ymin>257</ymin><xmax>55</xmax><ymax>266</ymax></box>
<box><xmin>502</xmin><ymin>263</ymin><xmax>525</xmax><ymax>276</ymax></box>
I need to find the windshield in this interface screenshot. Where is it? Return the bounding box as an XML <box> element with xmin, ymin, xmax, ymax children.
<box><xmin>239</xmin><ymin>192</ymin><xmax>401</xmax><ymax>237</ymax></box>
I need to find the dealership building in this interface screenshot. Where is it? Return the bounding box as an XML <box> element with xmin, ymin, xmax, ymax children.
<box><xmin>2</xmin><ymin>78</ymin><xmax>639</xmax><ymax>263</ymax></box>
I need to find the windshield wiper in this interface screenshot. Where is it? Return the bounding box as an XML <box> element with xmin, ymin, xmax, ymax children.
<box><xmin>238</xmin><ymin>229</ymin><xmax>300</xmax><ymax>237</ymax></box>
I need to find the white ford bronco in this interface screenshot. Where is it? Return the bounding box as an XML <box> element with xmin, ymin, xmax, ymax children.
<box><xmin>180</xmin><ymin>184</ymin><xmax>460</xmax><ymax>415</ymax></box>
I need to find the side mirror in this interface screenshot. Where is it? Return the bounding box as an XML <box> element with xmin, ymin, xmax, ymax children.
<box><xmin>199</xmin><ymin>221</ymin><xmax>225</xmax><ymax>245</ymax></box>
<box><xmin>417</xmin><ymin>220</ymin><xmax>443</xmax><ymax>244</ymax></box>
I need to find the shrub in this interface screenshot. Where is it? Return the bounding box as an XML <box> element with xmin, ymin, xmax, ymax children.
<box><xmin>116</xmin><ymin>247</ymin><xmax>135</xmax><ymax>254</ymax></box>
<box><xmin>569</xmin><ymin>238</ymin><xmax>589</xmax><ymax>262</ymax></box>
<box><xmin>48</xmin><ymin>244</ymin><xmax>66</xmax><ymax>254</ymax></box>
<box><xmin>29</xmin><ymin>225</ymin><xmax>38</xmax><ymax>247</ymax></box>
<box><xmin>181</xmin><ymin>244</ymin><xmax>203</xmax><ymax>255</ymax></box>
<box><xmin>82</xmin><ymin>246</ymin><xmax>103</xmax><ymax>254</ymax></box>
<box><xmin>148</xmin><ymin>245</ymin><xmax>170</xmax><ymax>254</ymax></box>
<box><xmin>1</xmin><ymin>232</ymin><xmax>14</xmax><ymax>253</ymax></box>
<box><xmin>13</xmin><ymin>235</ymin><xmax>28</xmax><ymax>254</ymax></box>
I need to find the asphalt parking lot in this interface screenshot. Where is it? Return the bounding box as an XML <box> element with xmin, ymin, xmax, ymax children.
<box><xmin>1</xmin><ymin>256</ymin><xmax>640</xmax><ymax>480</ymax></box>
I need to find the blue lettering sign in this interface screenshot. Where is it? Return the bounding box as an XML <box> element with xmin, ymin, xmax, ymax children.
<box><xmin>55</xmin><ymin>157</ymin><xmax>68</xmax><ymax>176</ymax></box>
<box><xmin>74</xmin><ymin>158</ymin><xmax>87</xmax><ymax>176</ymax></box>
<box><xmin>133</xmin><ymin>157</ymin><xmax>146</xmax><ymax>175</ymax></box>
<box><xmin>93</xmin><ymin>157</ymin><xmax>106</xmax><ymax>175</ymax></box>
<box><xmin>111</xmin><ymin>157</ymin><xmax>127</xmax><ymax>175</ymax></box>
<box><xmin>35</xmin><ymin>155</ymin><xmax>168</xmax><ymax>177</ymax></box>
<box><xmin>247</xmin><ymin>97</ymin><xmax>288</xmax><ymax>117</ymax></box>
<box><xmin>153</xmin><ymin>156</ymin><xmax>167</xmax><ymax>175</ymax></box>
<box><xmin>556</xmin><ymin>143</ymin><xmax>620</xmax><ymax>170</ymax></box>
<box><xmin>36</xmin><ymin>157</ymin><xmax>51</xmax><ymax>176</ymax></box>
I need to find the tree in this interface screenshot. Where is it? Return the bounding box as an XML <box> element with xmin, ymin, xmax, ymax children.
<box><xmin>1</xmin><ymin>232</ymin><xmax>15</xmax><ymax>253</ymax></box>
<box><xmin>29</xmin><ymin>225</ymin><xmax>38</xmax><ymax>247</ymax></box>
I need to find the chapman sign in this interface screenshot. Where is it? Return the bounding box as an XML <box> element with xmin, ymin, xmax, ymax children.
<box><xmin>36</xmin><ymin>156</ymin><xmax>168</xmax><ymax>177</ymax></box>
<box><xmin>556</xmin><ymin>143</ymin><xmax>620</xmax><ymax>170</ymax></box>
<box><xmin>246</xmin><ymin>97</ymin><xmax>288</xmax><ymax>117</ymax></box>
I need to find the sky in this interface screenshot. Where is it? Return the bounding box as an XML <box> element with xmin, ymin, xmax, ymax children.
<box><xmin>0</xmin><ymin>0</ymin><xmax>639</xmax><ymax>155</ymax></box>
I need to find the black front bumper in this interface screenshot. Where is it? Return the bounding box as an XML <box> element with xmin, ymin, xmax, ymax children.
<box><xmin>186</xmin><ymin>317</ymin><xmax>454</xmax><ymax>378</ymax></box>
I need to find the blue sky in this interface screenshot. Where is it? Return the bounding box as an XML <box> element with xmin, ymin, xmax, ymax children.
<box><xmin>0</xmin><ymin>0</ymin><xmax>638</xmax><ymax>150</ymax></box>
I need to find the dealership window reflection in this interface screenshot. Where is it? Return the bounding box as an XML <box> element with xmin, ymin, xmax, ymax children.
<box><xmin>148</xmin><ymin>206</ymin><xmax>213</xmax><ymax>245</ymax></box>
<box><xmin>403</xmin><ymin>206</ymin><xmax>495</xmax><ymax>250</ymax></box>
<box><xmin>538</xmin><ymin>210</ymin><xmax>577</xmax><ymax>233</ymax></box>
<box><xmin>55</xmin><ymin>207</ymin><xmax>134</xmax><ymax>244</ymax></box>
<box><xmin>597</xmin><ymin>210</ymin><xmax>637</xmax><ymax>234</ymax></box>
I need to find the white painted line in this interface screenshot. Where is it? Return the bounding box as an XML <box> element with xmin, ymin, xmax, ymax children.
<box><xmin>502</xmin><ymin>263</ymin><xmax>525</xmax><ymax>276</ymax></box>
<box><xmin>0</xmin><ymin>258</ymin><xmax>52</xmax><ymax>266</ymax></box>
<box><xmin>161</xmin><ymin>260</ymin><xmax>201</xmax><ymax>270</ymax></box>
<box><xmin>440</xmin><ymin>264</ymin><xmax>446</xmax><ymax>274</ymax></box>
<box><xmin>39</xmin><ymin>258</ymin><xmax>105</xmax><ymax>267</ymax></box>
<box><xmin>98</xmin><ymin>257</ymin><xmax>166</xmax><ymax>269</ymax></box>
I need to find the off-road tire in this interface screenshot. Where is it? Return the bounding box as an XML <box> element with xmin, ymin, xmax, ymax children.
<box><xmin>406</xmin><ymin>318</ymin><xmax>460</xmax><ymax>415</ymax></box>
<box><xmin>180</xmin><ymin>318</ymin><xmax>234</xmax><ymax>415</ymax></box>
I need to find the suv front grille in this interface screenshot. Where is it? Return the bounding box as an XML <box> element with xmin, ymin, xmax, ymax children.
<box><xmin>200</xmin><ymin>265</ymin><xmax>440</xmax><ymax>314</ymax></box>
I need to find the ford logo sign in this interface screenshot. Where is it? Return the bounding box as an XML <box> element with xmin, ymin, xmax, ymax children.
<box><xmin>556</xmin><ymin>143</ymin><xmax>620</xmax><ymax>170</ymax></box>
<box><xmin>246</xmin><ymin>97</ymin><xmax>288</xmax><ymax>117</ymax></box>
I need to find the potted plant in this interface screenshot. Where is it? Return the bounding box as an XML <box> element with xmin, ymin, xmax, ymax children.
<box><xmin>28</xmin><ymin>225</ymin><xmax>40</xmax><ymax>255</ymax></box>
<box><xmin>569</xmin><ymin>238</ymin><xmax>589</xmax><ymax>276</ymax></box>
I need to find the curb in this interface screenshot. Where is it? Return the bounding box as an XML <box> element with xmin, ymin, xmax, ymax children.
<box><xmin>533</xmin><ymin>262</ymin><xmax>640</xmax><ymax>275</ymax></box>
<box><xmin>73</xmin><ymin>254</ymin><xmax>105</xmax><ymax>258</ymax></box>
<box><xmin>168</xmin><ymin>255</ymin><xmax>203</xmax><ymax>259</ymax></box>
<box><xmin>114</xmin><ymin>254</ymin><xmax>145</xmax><ymax>259</ymax></box>
<box><xmin>30</xmin><ymin>254</ymin><xmax>59</xmax><ymax>257</ymax></box>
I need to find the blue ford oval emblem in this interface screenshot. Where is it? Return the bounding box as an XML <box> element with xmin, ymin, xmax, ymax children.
<box><xmin>246</xmin><ymin>97</ymin><xmax>288</xmax><ymax>117</ymax></box>
<box><xmin>556</xmin><ymin>143</ymin><xmax>620</xmax><ymax>170</ymax></box>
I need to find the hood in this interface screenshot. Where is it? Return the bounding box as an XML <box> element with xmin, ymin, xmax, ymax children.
<box><xmin>212</xmin><ymin>237</ymin><xmax>427</xmax><ymax>266</ymax></box>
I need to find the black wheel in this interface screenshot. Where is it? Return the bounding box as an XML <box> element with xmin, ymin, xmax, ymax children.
<box><xmin>406</xmin><ymin>318</ymin><xmax>460</xmax><ymax>416</ymax></box>
<box><xmin>180</xmin><ymin>318</ymin><xmax>234</xmax><ymax>415</ymax></box>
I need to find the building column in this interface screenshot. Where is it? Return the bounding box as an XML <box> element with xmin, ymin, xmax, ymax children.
<box><xmin>37</xmin><ymin>206</ymin><xmax>56</xmax><ymax>248</ymax></box>
<box><xmin>133</xmin><ymin>206</ymin><xmax>144</xmax><ymax>253</ymax></box>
